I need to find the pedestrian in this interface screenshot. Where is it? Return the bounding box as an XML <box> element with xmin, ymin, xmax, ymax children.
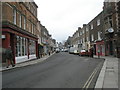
<box><xmin>48</xmin><ymin>50</ymin><xmax>51</xmax><ymax>56</ymax></box>
<box><xmin>98</xmin><ymin>49</ymin><xmax>100</xmax><ymax>58</ymax></box>
<box><xmin>5</xmin><ymin>46</ymin><xmax>15</xmax><ymax>68</ymax></box>
<box><xmin>90</xmin><ymin>47</ymin><xmax>94</xmax><ymax>58</ymax></box>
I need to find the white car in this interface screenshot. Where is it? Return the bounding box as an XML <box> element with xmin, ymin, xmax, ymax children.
<box><xmin>69</xmin><ymin>47</ymin><xmax>79</xmax><ymax>54</ymax></box>
<box><xmin>56</xmin><ymin>48</ymin><xmax>60</xmax><ymax>53</ymax></box>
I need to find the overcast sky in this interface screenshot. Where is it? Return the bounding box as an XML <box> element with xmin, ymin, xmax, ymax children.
<box><xmin>34</xmin><ymin>0</ymin><xmax>104</xmax><ymax>42</ymax></box>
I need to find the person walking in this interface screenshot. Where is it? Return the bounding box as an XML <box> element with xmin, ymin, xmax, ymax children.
<box><xmin>48</xmin><ymin>50</ymin><xmax>51</xmax><ymax>56</ymax></box>
<box><xmin>5</xmin><ymin>46</ymin><xmax>15</xmax><ymax>68</ymax></box>
<box><xmin>90</xmin><ymin>47</ymin><xmax>94</xmax><ymax>58</ymax></box>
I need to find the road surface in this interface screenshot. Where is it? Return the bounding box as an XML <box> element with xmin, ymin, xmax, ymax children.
<box><xmin>2</xmin><ymin>52</ymin><xmax>104</xmax><ymax>88</ymax></box>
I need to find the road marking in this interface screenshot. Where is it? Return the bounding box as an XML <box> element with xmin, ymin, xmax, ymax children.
<box><xmin>82</xmin><ymin>62</ymin><xmax>103</xmax><ymax>89</ymax></box>
<box><xmin>86</xmin><ymin>67</ymin><xmax>98</xmax><ymax>88</ymax></box>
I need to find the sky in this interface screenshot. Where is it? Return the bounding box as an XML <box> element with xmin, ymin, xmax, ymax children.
<box><xmin>34</xmin><ymin>0</ymin><xmax>104</xmax><ymax>42</ymax></box>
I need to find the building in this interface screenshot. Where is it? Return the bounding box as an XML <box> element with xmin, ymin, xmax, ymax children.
<box><xmin>88</xmin><ymin>11</ymin><xmax>105</xmax><ymax>56</ymax></box>
<box><xmin>85</xmin><ymin>24</ymin><xmax>90</xmax><ymax>51</ymax></box>
<box><xmin>117</xmin><ymin>1</ymin><xmax>120</xmax><ymax>57</ymax></box>
<box><xmin>41</xmin><ymin>25</ymin><xmax>49</xmax><ymax>55</ymax></box>
<box><xmin>65</xmin><ymin>36</ymin><xmax>72</xmax><ymax>48</ymax></box>
<box><xmin>48</xmin><ymin>36</ymin><xmax>56</xmax><ymax>53</ymax></box>
<box><xmin>37</xmin><ymin>21</ymin><xmax>44</xmax><ymax>58</ymax></box>
<box><xmin>81</xmin><ymin>24</ymin><xmax>87</xmax><ymax>50</ymax></box>
<box><xmin>2</xmin><ymin>2</ymin><xmax>38</xmax><ymax>63</ymax></box>
<box><xmin>40</xmin><ymin>24</ymin><xmax>56</xmax><ymax>55</ymax></box>
<box><xmin>103</xmin><ymin>0</ymin><xmax>120</xmax><ymax>57</ymax></box>
<box><xmin>72</xmin><ymin>30</ymin><xmax>80</xmax><ymax>48</ymax></box>
<box><xmin>66</xmin><ymin>0</ymin><xmax>120</xmax><ymax>58</ymax></box>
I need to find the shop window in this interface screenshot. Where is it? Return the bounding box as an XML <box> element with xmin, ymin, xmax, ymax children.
<box><xmin>29</xmin><ymin>40</ymin><xmax>35</xmax><ymax>55</ymax></box>
<box><xmin>16</xmin><ymin>36</ymin><xmax>27</xmax><ymax>57</ymax></box>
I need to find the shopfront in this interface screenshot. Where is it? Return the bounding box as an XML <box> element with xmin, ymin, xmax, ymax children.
<box><xmin>2</xmin><ymin>23</ymin><xmax>38</xmax><ymax>64</ymax></box>
<box><xmin>96</xmin><ymin>40</ymin><xmax>105</xmax><ymax>56</ymax></box>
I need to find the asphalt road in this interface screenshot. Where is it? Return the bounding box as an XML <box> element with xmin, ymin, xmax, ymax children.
<box><xmin>2</xmin><ymin>52</ymin><xmax>104</xmax><ymax>88</ymax></box>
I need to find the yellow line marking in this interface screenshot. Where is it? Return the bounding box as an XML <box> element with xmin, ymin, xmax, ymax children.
<box><xmin>86</xmin><ymin>67</ymin><xmax>98</xmax><ymax>88</ymax></box>
<box><xmin>82</xmin><ymin>68</ymin><xmax>96</xmax><ymax>88</ymax></box>
<box><xmin>82</xmin><ymin>62</ymin><xmax>102</xmax><ymax>89</ymax></box>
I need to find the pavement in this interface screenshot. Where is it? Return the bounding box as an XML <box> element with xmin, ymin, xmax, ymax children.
<box><xmin>0</xmin><ymin>53</ymin><xmax>55</xmax><ymax>72</ymax></box>
<box><xmin>95</xmin><ymin>55</ymin><xmax>119</xmax><ymax>89</ymax></box>
<box><xmin>0</xmin><ymin>53</ymin><xmax>119</xmax><ymax>89</ymax></box>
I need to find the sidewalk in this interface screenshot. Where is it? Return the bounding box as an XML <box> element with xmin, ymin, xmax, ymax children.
<box><xmin>95</xmin><ymin>55</ymin><xmax>119</xmax><ymax>89</ymax></box>
<box><xmin>0</xmin><ymin>53</ymin><xmax>55</xmax><ymax>72</ymax></box>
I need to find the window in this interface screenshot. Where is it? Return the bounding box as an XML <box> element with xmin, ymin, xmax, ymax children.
<box><xmin>29</xmin><ymin>40</ymin><xmax>35</xmax><ymax>55</ymax></box>
<box><xmin>97</xmin><ymin>19</ymin><xmax>100</xmax><ymax>26</ymax></box>
<box><xmin>80</xmin><ymin>31</ymin><xmax>82</xmax><ymax>35</ymax></box>
<box><xmin>83</xmin><ymin>38</ymin><xmax>85</xmax><ymax>42</ymax></box>
<box><xmin>28</xmin><ymin>21</ymin><xmax>31</xmax><ymax>32</ymax></box>
<box><xmin>19</xmin><ymin>14</ymin><xmax>22</xmax><ymax>28</ymax></box>
<box><xmin>86</xmin><ymin>27</ymin><xmax>89</xmax><ymax>32</ymax></box>
<box><xmin>83</xmin><ymin>29</ymin><xmax>84</xmax><ymax>34</ymax></box>
<box><xmin>32</xmin><ymin>24</ymin><xmax>34</xmax><ymax>34</ymax></box>
<box><xmin>81</xmin><ymin>39</ymin><xmax>82</xmax><ymax>43</ymax></box>
<box><xmin>91</xmin><ymin>24</ymin><xmax>93</xmax><ymax>30</ymax></box>
<box><xmin>86</xmin><ymin>37</ymin><xmax>89</xmax><ymax>42</ymax></box>
<box><xmin>13</xmin><ymin>9</ymin><xmax>16</xmax><ymax>24</ymax></box>
<box><xmin>23</xmin><ymin>16</ymin><xmax>26</xmax><ymax>30</ymax></box>
<box><xmin>98</xmin><ymin>32</ymin><xmax>101</xmax><ymax>40</ymax></box>
<box><xmin>78</xmin><ymin>33</ymin><xmax>79</xmax><ymax>37</ymax></box>
<box><xmin>16</xmin><ymin>36</ymin><xmax>27</xmax><ymax>57</ymax></box>
<box><xmin>91</xmin><ymin>34</ymin><xmax>94</xmax><ymax>41</ymax></box>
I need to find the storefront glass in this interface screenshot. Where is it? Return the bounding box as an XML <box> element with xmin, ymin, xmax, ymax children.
<box><xmin>16</xmin><ymin>36</ymin><xmax>27</xmax><ymax>57</ymax></box>
<box><xmin>29</xmin><ymin>40</ymin><xmax>36</xmax><ymax>55</ymax></box>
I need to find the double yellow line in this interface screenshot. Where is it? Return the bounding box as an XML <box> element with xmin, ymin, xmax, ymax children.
<box><xmin>82</xmin><ymin>62</ymin><xmax>102</xmax><ymax>89</ymax></box>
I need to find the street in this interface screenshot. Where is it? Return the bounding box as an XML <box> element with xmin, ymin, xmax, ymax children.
<box><xmin>2</xmin><ymin>52</ymin><xmax>104</xmax><ymax>88</ymax></box>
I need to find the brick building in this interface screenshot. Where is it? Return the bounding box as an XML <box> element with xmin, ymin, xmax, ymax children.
<box><xmin>2</xmin><ymin>2</ymin><xmax>38</xmax><ymax>63</ymax></box>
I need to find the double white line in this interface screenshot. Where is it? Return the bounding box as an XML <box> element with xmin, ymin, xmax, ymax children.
<box><xmin>82</xmin><ymin>62</ymin><xmax>103</xmax><ymax>89</ymax></box>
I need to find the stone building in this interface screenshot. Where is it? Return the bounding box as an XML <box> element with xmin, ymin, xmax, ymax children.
<box><xmin>71</xmin><ymin>30</ymin><xmax>80</xmax><ymax>48</ymax></box>
<box><xmin>41</xmin><ymin>25</ymin><xmax>49</xmax><ymax>55</ymax></box>
<box><xmin>103</xmin><ymin>0</ymin><xmax>120</xmax><ymax>57</ymax></box>
<box><xmin>65</xmin><ymin>36</ymin><xmax>72</xmax><ymax>48</ymax></box>
<box><xmin>37</xmin><ymin>21</ymin><xmax>44</xmax><ymax>58</ymax></box>
<box><xmin>88</xmin><ymin>11</ymin><xmax>105</xmax><ymax>56</ymax></box>
<box><xmin>40</xmin><ymin>24</ymin><xmax>56</xmax><ymax>55</ymax></box>
<box><xmin>2</xmin><ymin>2</ymin><xmax>38</xmax><ymax>63</ymax></box>
<box><xmin>65</xmin><ymin>0</ymin><xmax>120</xmax><ymax>58</ymax></box>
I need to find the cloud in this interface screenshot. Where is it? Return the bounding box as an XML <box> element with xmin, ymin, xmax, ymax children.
<box><xmin>34</xmin><ymin>0</ymin><xmax>104</xmax><ymax>42</ymax></box>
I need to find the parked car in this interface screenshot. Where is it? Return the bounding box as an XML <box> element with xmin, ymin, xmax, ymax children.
<box><xmin>56</xmin><ymin>48</ymin><xmax>60</xmax><ymax>53</ymax></box>
<box><xmin>61</xmin><ymin>49</ymin><xmax>64</xmax><ymax>52</ymax></box>
<box><xmin>69</xmin><ymin>47</ymin><xmax>79</xmax><ymax>55</ymax></box>
<box><xmin>79</xmin><ymin>50</ymin><xmax>91</xmax><ymax>56</ymax></box>
<box><xmin>64</xmin><ymin>48</ymin><xmax>68</xmax><ymax>52</ymax></box>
